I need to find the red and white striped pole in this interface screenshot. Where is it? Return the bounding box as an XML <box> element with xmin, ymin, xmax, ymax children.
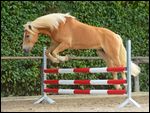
<box><xmin>44</xmin><ymin>79</ymin><xmax>126</xmax><ymax>85</ymax></box>
<box><xmin>44</xmin><ymin>67</ymin><xmax>126</xmax><ymax>74</ymax></box>
<box><xmin>44</xmin><ymin>88</ymin><xmax>126</xmax><ymax>95</ymax></box>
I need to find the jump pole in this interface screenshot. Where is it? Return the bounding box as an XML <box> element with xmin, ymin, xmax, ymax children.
<box><xmin>118</xmin><ymin>40</ymin><xmax>141</xmax><ymax>108</ymax></box>
<box><xmin>34</xmin><ymin>40</ymin><xmax>141</xmax><ymax>108</ymax></box>
<box><xmin>34</xmin><ymin>47</ymin><xmax>55</xmax><ymax>104</ymax></box>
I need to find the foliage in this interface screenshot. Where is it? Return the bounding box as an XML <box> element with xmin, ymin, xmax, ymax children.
<box><xmin>1</xmin><ymin>1</ymin><xmax>149</xmax><ymax>96</ymax></box>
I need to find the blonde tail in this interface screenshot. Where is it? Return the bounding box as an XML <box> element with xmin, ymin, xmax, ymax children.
<box><xmin>131</xmin><ymin>62</ymin><xmax>141</xmax><ymax>76</ymax></box>
<box><xmin>116</xmin><ymin>34</ymin><xmax>141</xmax><ymax>76</ymax></box>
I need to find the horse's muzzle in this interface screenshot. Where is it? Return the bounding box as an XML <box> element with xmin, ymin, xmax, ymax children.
<box><xmin>23</xmin><ymin>48</ymin><xmax>30</xmax><ymax>53</ymax></box>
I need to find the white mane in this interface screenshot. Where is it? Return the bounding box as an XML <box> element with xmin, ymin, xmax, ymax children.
<box><xmin>24</xmin><ymin>13</ymin><xmax>75</xmax><ymax>33</ymax></box>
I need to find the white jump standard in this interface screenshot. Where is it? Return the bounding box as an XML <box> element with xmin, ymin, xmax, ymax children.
<box><xmin>118</xmin><ymin>40</ymin><xmax>141</xmax><ymax>108</ymax></box>
<box><xmin>34</xmin><ymin>40</ymin><xmax>141</xmax><ymax>108</ymax></box>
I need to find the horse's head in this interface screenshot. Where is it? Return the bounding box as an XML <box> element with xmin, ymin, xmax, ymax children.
<box><xmin>22</xmin><ymin>22</ymin><xmax>39</xmax><ymax>53</ymax></box>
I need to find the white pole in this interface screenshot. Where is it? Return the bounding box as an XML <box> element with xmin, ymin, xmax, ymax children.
<box><xmin>34</xmin><ymin>47</ymin><xmax>55</xmax><ymax>104</ymax></box>
<box><xmin>43</xmin><ymin>47</ymin><xmax>47</xmax><ymax>97</ymax></box>
<box><xmin>118</xmin><ymin>40</ymin><xmax>141</xmax><ymax>108</ymax></box>
<box><xmin>127</xmin><ymin>40</ymin><xmax>131</xmax><ymax>99</ymax></box>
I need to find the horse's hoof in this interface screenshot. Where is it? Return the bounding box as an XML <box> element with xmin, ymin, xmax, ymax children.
<box><xmin>49</xmin><ymin>58</ymin><xmax>60</xmax><ymax>63</ymax></box>
<box><xmin>65</xmin><ymin>55</ymin><xmax>69</xmax><ymax>61</ymax></box>
<box><xmin>58</xmin><ymin>56</ymin><xmax>69</xmax><ymax>62</ymax></box>
<box><xmin>52</xmin><ymin>59</ymin><xmax>60</xmax><ymax>63</ymax></box>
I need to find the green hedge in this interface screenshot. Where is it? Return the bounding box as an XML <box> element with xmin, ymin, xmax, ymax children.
<box><xmin>1</xmin><ymin>1</ymin><xmax>149</xmax><ymax>96</ymax></box>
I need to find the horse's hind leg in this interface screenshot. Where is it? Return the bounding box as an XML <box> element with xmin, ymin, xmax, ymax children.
<box><xmin>109</xmin><ymin>45</ymin><xmax>127</xmax><ymax>89</ymax></box>
<box><xmin>121</xmin><ymin>72</ymin><xmax>127</xmax><ymax>89</ymax></box>
<box><xmin>96</xmin><ymin>49</ymin><xmax>122</xmax><ymax>89</ymax></box>
<box><xmin>110</xmin><ymin>55</ymin><xmax>123</xmax><ymax>89</ymax></box>
<box><xmin>96</xmin><ymin>49</ymin><xmax>109</xmax><ymax>65</ymax></box>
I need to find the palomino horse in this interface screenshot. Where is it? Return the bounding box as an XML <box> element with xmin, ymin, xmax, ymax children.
<box><xmin>22</xmin><ymin>13</ymin><xmax>140</xmax><ymax>89</ymax></box>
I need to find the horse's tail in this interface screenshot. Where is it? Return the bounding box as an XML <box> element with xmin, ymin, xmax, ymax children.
<box><xmin>117</xmin><ymin>34</ymin><xmax>141</xmax><ymax>76</ymax></box>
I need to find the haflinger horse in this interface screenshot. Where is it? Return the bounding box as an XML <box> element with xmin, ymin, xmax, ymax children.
<box><xmin>22</xmin><ymin>13</ymin><xmax>141</xmax><ymax>89</ymax></box>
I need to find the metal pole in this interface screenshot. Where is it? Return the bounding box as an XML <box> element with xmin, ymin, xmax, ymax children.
<box><xmin>43</xmin><ymin>47</ymin><xmax>47</xmax><ymax>97</ymax></box>
<box><xmin>34</xmin><ymin>47</ymin><xmax>55</xmax><ymax>104</ymax></box>
<box><xmin>118</xmin><ymin>40</ymin><xmax>141</xmax><ymax>108</ymax></box>
<box><xmin>41</xmin><ymin>48</ymin><xmax>47</xmax><ymax>96</ymax></box>
<box><xmin>127</xmin><ymin>40</ymin><xmax>131</xmax><ymax>99</ymax></box>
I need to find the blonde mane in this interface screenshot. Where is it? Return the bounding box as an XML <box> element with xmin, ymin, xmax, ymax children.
<box><xmin>23</xmin><ymin>13</ymin><xmax>75</xmax><ymax>34</ymax></box>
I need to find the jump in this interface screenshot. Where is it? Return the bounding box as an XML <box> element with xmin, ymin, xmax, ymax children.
<box><xmin>22</xmin><ymin>13</ymin><xmax>140</xmax><ymax>89</ymax></box>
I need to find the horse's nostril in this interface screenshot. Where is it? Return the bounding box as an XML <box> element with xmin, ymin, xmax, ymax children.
<box><xmin>23</xmin><ymin>49</ymin><xmax>26</xmax><ymax>52</ymax></box>
<box><xmin>23</xmin><ymin>48</ymin><xmax>29</xmax><ymax>53</ymax></box>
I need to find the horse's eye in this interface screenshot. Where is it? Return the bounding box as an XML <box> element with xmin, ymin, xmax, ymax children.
<box><xmin>26</xmin><ymin>35</ymin><xmax>30</xmax><ymax>38</ymax></box>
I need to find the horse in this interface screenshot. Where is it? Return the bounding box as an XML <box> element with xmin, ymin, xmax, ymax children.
<box><xmin>22</xmin><ymin>13</ymin><xmax>141</xmax><ymax>89</ymax></box>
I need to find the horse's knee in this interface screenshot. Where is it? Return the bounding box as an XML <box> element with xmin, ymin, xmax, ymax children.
<box><xmin>45</xmin><ymin>50</ymin><xmax>60</xmax><ymax>63</ymax></box>
<box><xmin>45</xmin><ymin>50</ymin><xmax>53</xmax><ymax>58</ymax></box>
<box><xmin>52</xmin><ymin>51</ymin><xmax>58</xmax><ymax>58</ymax></box>
<box><xmin>45</xmin><ymin>50</ymin><xmax>49</xmax><ymax>56</ymax></box>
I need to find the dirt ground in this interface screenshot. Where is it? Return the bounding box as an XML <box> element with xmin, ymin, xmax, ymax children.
<box><xmin>1</xmin><ymin>92</ymin><xmax>149</xmax><ymax>112</ymax></box>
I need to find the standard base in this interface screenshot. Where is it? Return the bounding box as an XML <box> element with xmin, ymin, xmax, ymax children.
<box><xmin>118</xmin><ymin>97</ymin><xmax>141</xmax><ymax>108</ymax></box>
<box><xmin>34</xmin><ymin>95</ymin><xmax>55</xmax><ymax>104</ymax></box>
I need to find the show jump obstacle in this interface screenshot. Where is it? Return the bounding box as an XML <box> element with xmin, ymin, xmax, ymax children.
<box><xmin>34</xmin><ymin>40</ymin><xmax>141</xmax><ymax>108</ymax></box>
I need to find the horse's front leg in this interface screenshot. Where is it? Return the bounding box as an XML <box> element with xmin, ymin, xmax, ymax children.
<box><xmin>45</xmin><ymin>49</ymin><xmax>60</xmax><ymax>63</ymax></box>
<box><xmin>52</xmin><ymin>42</ymin><xmax>70</xmax><ymax>62</ymax></box>
<box><xmin>45</xmin><ymin>41</ymin><xmax>60</xmax><ymax>63</ymax></box>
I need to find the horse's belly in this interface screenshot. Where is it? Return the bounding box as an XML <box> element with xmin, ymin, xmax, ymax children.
<box><xmin>71</xmin><ymin>43</ymin><xmax>101</xmax><ymax>49</ymax></box>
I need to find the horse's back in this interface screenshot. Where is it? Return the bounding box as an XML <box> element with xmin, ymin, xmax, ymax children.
<box><xmin>56</xmin><ymin>17</ymin><xmax>121</xmax><ymax>49</ymax></box>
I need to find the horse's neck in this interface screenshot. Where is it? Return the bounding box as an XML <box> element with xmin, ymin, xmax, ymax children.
<box><xmin>38</xmin><ymin>28</ymin><xmax>58</xmax><ymax>40</ymax></box>
<box><xmin>38</xmin><ymin>28</ymin><xmax>55</xmax><ymax>39</ymax></box>
<box><xmin>38</xmin><ymin>28</ymin><xmax>50</xmax><ymax>35</ymax></box>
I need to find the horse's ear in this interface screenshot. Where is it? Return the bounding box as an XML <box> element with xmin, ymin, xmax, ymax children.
<box><xmin>28</xmin><ymin>25</ymin><xmax>32</xmax><ymax>30</ymax></box>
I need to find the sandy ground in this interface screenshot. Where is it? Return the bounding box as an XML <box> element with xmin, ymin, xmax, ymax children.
<box><xmin>1</xmin><ymin>92</ymin><xmax>149</xmax><ymax>112</ymax></box>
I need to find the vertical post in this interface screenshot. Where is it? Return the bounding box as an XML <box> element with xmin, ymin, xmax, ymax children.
<box><xmin>127</xmin><ymin>40</ymin><xmax>131</xmax><ymax>99</ymax></box>
<box><xmin>43</xmin><ymin>47</ymin><xmax>47</xmax><ymax>97</ymax></box>
<box><xmin>41</xmin><ymin>47</ymin><xmax>47</xmax><ymax>96</ymax></box>
<box><xmin>34</xmin><ymin>47</ymin><xmax>55</xmax><ymax>104</ymax></box>
<box><xmin>134</xmin><ymin>76</ymin><xmax>140</xmax><ymax>92</ymax></box>
<box><xmin>118</xmin><ymin>40</ymin><xmax>141</xmax><ymax>108</ymax></box>
<box><xmin>134</xmin><ymin>62</ymin><xmax>140</xmax><ymax>92</ymax></box>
